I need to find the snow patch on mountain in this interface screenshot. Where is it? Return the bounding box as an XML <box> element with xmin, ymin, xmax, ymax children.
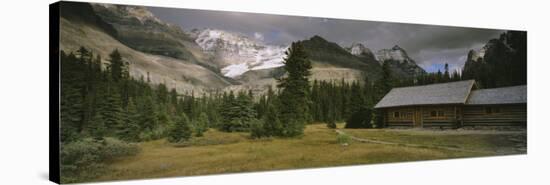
<box><xmin>221</xmin><ymin>63</ymin><xmax>249</xmax><ymax>78</ymax></box>
<box><xmin>194</xmin><ymin>29</ymin><xmax>287</xmax><ymax>78</ymax></box>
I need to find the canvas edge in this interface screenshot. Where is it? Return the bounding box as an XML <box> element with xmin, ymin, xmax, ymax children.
<box><xmin>49</xmin><ymin>1</ymin><xmax>61</xmax><ymax>184</ymax></box>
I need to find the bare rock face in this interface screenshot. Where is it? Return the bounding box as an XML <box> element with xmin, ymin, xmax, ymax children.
<box><xmin>375</xmin><ymin>45</ymin><xmax>412</xmax><ymax>64</ymax></box>
<box><xmin>374</xmin><ymin>45</ymin><xmax>425</xmax><ymax>77</ymax></box>
<box><xmin>346</xmin><ymin>43</ymin><xmax>377</xmax><ymax>63</ymax></box>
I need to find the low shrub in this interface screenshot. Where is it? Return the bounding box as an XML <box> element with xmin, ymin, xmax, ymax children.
<box><xmin>60</xmin><ymin>137</ymin><xmax>140</xmax><ymax>183</ymax></box>
<box><xmin>139</xmin><ymin>126</ymin><xmax>168</xmax><ymax>141</ymax></box>
<box><xmin>249</xmin><ymin>118</ymin><xmax>266</xmax><ymax>138</ymax></box>
<box><xmin>327</xmin><ymin>120</ymin><xmax>337</xmax><ymax>129</ymax></box>
<box><xmin>336</xmin><ymin>133</ymin><xmax>352</xmax><ymax>146</ymax></box>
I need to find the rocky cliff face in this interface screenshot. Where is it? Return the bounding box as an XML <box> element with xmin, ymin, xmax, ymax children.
<box><xmin>347</xmin><ymin>43</ymin><xmax>376</xmax><ymax>60</ymax></box>
<box><xmin>345</xmin><ymin>43</ymin><xmax>425</xmax><ymax>78</ymax></box>
<box><xmin>374</xmin><ymin>45</ymin><xmax>425</xmax><ymax>77</ymax></box>
<box><xmin>90</xmin><ymin>3</ymin><xmax>199</xmax><ymax>62</ymax></box>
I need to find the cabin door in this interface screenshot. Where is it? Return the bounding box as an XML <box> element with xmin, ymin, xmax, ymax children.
<box><xmin>414</xmin><ymin>108</ymin><xmax>422</xmax><ymax>127</ymax></box>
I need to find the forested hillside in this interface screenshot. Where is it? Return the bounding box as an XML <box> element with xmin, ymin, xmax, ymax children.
<box><xmin>462</xmin><ymin>31</ymin><xmax>527</xmax><ymax>88</ymax></box>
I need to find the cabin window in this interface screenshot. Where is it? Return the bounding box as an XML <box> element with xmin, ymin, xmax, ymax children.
<box><xmin>431</xmin><ymin>110</ymin><xmax>445</xmax><ymax>117</ymax></box>
<box><xmin>485</xmin><ymin>107</ymin><xmax>492</xmax><ymax>114</ymax></box>
<box><xmin>437</xmin><ymin>110</ymin><xmax>445</xmax><ymax>117</ymax></box>
<box><xmin>485</xmin><ymin>107</ymin><xmax>501</xmax><ymax>114</ymax></box>
<box><xmin>393</xmin><ymin>112</ymin><xmax>400</xmax><ymax>118</ymax></box>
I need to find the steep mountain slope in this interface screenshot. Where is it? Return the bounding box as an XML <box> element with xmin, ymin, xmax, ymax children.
<box><xmin>462</xmin><ymin>31</ymin><xmax>527</xmax><ymax>87</ymax></box>
<box><xmin>59</xmin><ymin>2</ymin><xmax>232</xmax><ymax>94</ymax></box>
<box><xmin>90</xmin><ymin>4</ymin><xmax>196</xmax><ymax>61</ymax></box>
<box><xmin>299</xmin><ymin>36</ymin><xmax>382</xmax><ymax>81</ymax></box>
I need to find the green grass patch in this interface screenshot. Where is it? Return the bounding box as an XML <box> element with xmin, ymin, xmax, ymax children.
<box><xmin>88</xmin><ymin>123</ymin><xmax>524</xmax><ymax>182</ymax></box>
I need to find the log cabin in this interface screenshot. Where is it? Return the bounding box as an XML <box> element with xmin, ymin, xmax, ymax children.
<box><xmin>374</xmin><ymin>80</ymin><xmax>526</xmax><ymax>128</ymax></box>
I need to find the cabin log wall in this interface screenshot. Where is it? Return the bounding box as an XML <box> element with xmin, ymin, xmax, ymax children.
<box><xmin>385</xmin><ymin>107</ymin><xmax>414</xmax><ymax>127</ymax></box>
<box><xmin>463</xmin><ymin>104</ymin><xmax>526</xmax><ymax>126</ymax></box>
<box><xmin>420</xmin><ymin>106</ymin><xmax>458</xmax><ymax>127</ymax></box>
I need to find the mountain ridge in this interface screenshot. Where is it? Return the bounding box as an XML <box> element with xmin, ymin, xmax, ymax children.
<box><xmin>60</xmin><ymin>2</ymin><xmax>437</xmax><ymax>94</ymax></box>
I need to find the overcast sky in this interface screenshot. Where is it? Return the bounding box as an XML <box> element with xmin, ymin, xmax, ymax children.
<box><xmin>148</xmin><ymin>7</ymin><xmax>505</xmax><ymax>73</ymax></box>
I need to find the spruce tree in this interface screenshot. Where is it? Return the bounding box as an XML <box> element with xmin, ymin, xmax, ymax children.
<box><xmin>168</xmin><ymin>113</ymin><xmax>193</xmax><ymax>143</ymax></box>
<box><xmin>443</xmin><ymin>63</ymin><xmax>450</xmax><ymax>82</ymax></box>
<box><xmin>100</xmin><ymin>86</ymin><xmax>124</xmax><ymax>132</ymax></box>
<box><xmin>88</xmin><ymin>112</ymin><xmax>106</xmax><ymax>141</ymax></box>
<box><xmin>60</xmin><ymin>86</ymin><xmax>83</xmax><ymax>143</ymax></box>
<box><xmin>107</xmin><ymin>49</ymin><xmax>126</xmax><ymax>82</ymax></box>
<box><xmin>138</xmin><ymin>96</ymin><xmax>158</xmax><ymax>131</ymax></box>
<box><xmin>262</xmin><ymin>103</ymin><xmax>283</xmax><ymax>137</ymax></box>
<box><xmin>219</xmin><ymin>91</ymin><xmax>256</xmax><ymax>132</ymax></box>
<box><xmin>117</xmin><ymin>98</ymin><xmax>140</xmax><ymax>141</ymax></box>
<box><xmin>194</xmin><ymin>112</ymin><xmax>209</xmax><ymax>137</ymax></box>
<box><xmin>277</xmin><ymin>42</ymin><xmax>312</xmax><ymax>137</ymax></box>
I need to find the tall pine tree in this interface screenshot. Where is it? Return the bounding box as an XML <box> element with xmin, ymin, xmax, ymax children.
<box><xmin>277</xmin><ymin>42</ymin><xmax>312</xmax><ymax>137</ymax></box>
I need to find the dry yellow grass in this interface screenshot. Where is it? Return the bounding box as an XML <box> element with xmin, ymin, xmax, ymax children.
<box><xmin>95</xmin><ymin>123</ymin><xmax>523</xmax><ymax>182</ymax></box>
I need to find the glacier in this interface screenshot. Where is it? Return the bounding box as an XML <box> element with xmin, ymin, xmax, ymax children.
<box><xmin>195</xmin><ymin>29</ymin><xmax>287</xmax><ymax>78</ymax></box>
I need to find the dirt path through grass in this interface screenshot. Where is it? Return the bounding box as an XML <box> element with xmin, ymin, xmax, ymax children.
<box><xmin>335</xmin><ymin>129</ymin><xmax>494</xmax><ymax>154</ymax></box>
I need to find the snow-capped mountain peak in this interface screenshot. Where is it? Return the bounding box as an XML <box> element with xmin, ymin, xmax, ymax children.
<box><xmin>194</xmin><ymin>29</ymin><xmax>287</xmax><ymax>78</ymax></box>
<box><xmin>195</xmin><ymin>29</ymin><xmax>262</xmax><ymax>52</ymax></box>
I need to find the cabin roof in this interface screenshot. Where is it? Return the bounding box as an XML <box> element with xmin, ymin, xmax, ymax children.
<box><xmin>374</xmin><ymin>80</ymin><xmax>475</xmax><ymax>108</ymax></box>
<box><xmin>466</xmin><ymin>85</ymin><xmax>527</xmax><ymax>105</ymax></box>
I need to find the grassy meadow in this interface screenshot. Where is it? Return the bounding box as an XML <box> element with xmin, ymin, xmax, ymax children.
<box><xmin>94</xmin><ymin>123</ymin><xmax>526</xmax><ymax>182</ymax></box>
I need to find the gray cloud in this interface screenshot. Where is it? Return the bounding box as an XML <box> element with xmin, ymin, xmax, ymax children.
<box><xmin>148</xmin><ymin>6</ymin><xmax>505</xmax><ymax>72</ymax></box>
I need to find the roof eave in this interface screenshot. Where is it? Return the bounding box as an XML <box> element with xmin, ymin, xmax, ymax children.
<box><xmin>375</xmin><ymin>103</ymin><xmax>466</xmax><ymax>109</ymax></box>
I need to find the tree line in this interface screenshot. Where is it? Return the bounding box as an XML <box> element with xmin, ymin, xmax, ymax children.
<box><xmin>61</xmin><ymin>37</ymin><xmax>522</xmax><ymax>143</ymax></box>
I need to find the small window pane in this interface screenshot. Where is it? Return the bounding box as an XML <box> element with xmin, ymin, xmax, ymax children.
<box><xmin>485</xmin><ymin>107</ymin><xmax>492</xmax><ymax>114</ymax></box>
<box><xmin>394</xmin><ymin>112</ymin><xmax>399</xmax><ymax>118</ymax></box>
<box><xmin>437</xmin><ymin>110</ymin><xmax>444</xmax><ymax>117</ymax></box>
<box><xmin>431</xmin><ymin>111</ymin><xmax>437</xmax><ymax>117</ymax></box>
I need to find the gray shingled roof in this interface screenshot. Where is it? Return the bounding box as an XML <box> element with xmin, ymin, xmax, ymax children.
<box><xmin>374</xmin><ymin>80</ymin><xmax>475</xmax><ymax>108</ymax></box>
<box><xmin>466</xmin><ymin>85</ymin><xmax>527</xmax><ymax>105</ymax></box>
